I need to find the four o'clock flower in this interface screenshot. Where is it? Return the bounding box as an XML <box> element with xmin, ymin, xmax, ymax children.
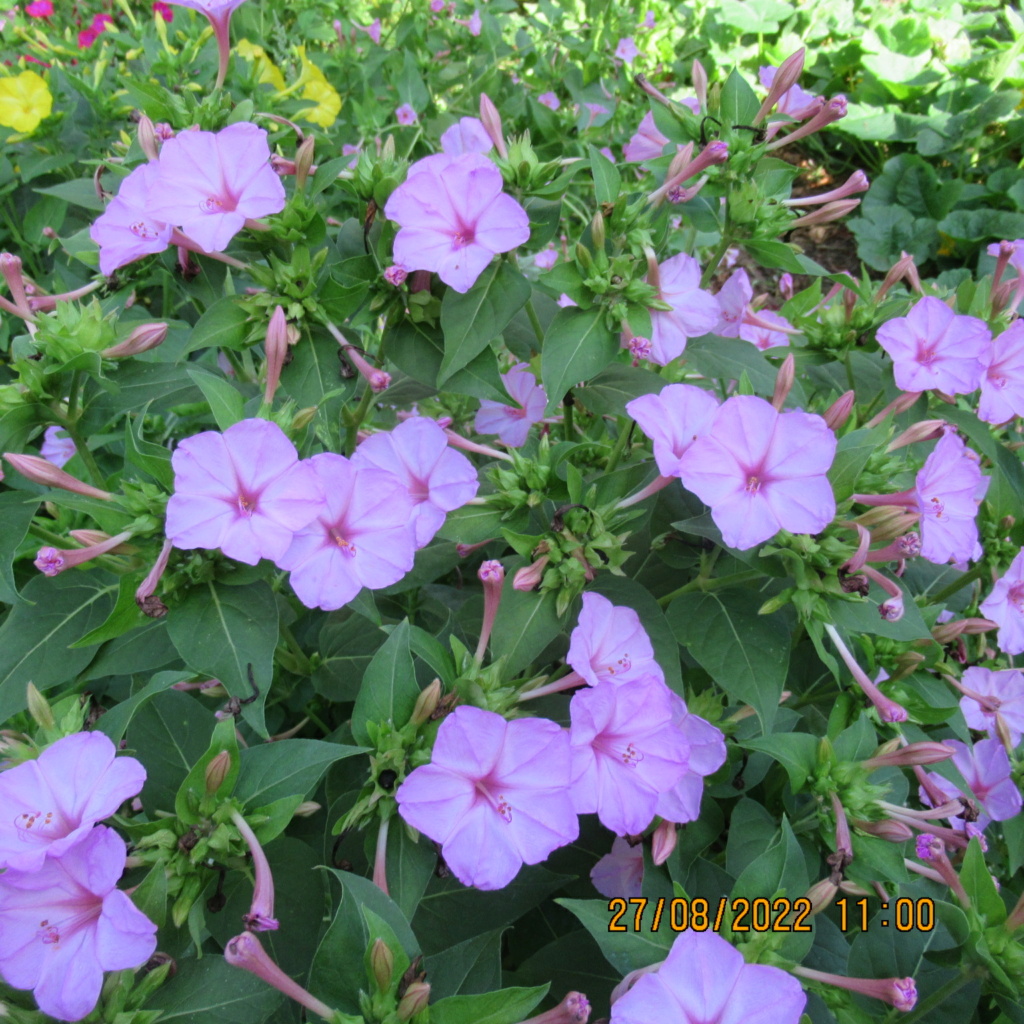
<box><xmin>611</xmin><ymin>931</ymin><xmax>806</xmax><ymax>1024</ymax></box>
<box><xmin>627</xmin><ymin>382</ymin><xmax>720</xmax><ymax>476</ymax></box>
<box><xmin>876</xmin><ymin>296</ymin><xmax>991</xmax><ymax>395</ymax></box>
<box><xmin>474</xmin><ymin>362</ymin><xmax>547</xmax><ymax>446</ymax></box>
<box><xmin>591</xmin><ymin>836</ymin><xmax>643</xmax><ymax>899</ymax></box>
<box><xmin>0</xmin><ymin>731</ymin><xmax>145</xmax><ymax>873</ymax></box>
<box><xmin>440</xmin><ymin>116</ymin><xmax>494</xmax><ymax>156</ymax></box>
<box><xmin>623</xmin><ymin>111</ymin><xmax>675</xmax><ymax>164</ymax></box>
<box><xmin>678</xmin><ymin>395</ymin><xmax>837</xmax><ymax>550</ymax></box>
<box><xmin>538</xmin><ymin>92</ymin><xmax>561</xmax><ymax>110</ymax></box>
<box><xmin>276</xmin><ymin>454</ymin><xmax>417</xmax><ymax>611</ymax></box>
<box><xmin>569</xmin><ymin>676</ymin><xmax>691</xmax><ymax>836</ymax></box>
<box><xmin>163</xmin><ymin>0</ymin><xmax>250</xmax><ymax>88</ymax></box>
<box><xmin>981</xmin><ymin>549</ymin><xmax>1024</xmax><ymax>654</ymax></box>
<box><xmin>40</xmin><ymin>426</ymin><xmax>76</xmax><ymax>469</ymax></box>
<box><xmin>384</xmin><ymin>152</ymin><xmax>530</xmax><ymax>293</ymax></box>
<box><xmin>147</xmin><ymin>123</ymin><xmax>286</xmax><ymax>253</ymax></box>
<box><xmin>352</xmin><ymin>416</ymin><xmax>479</xmax><ymax>548</ymax></box>
<box><xmin>614</xmin><ymin>36</ymin><xmax>640</xmax><ymax>63</ymax></box>
<box><xmin>90</xmin><ymin>163</ymin><xmax>173</xmax><ymax>275</ymax></box>
<box><xmin>979</xmin><ymin>320</ymin><xmax>1024</xmax><ymax>425</ymax></box>
<box><xmin>396</xmin><ymin>706</ymin><xmax>578</xmax><ymax>890</ymax></box>
<box><xmin>396</xmin><ymin>103</ymin><xmax>418</xmax><ymax>125</ymax></box>
<box><xmin>643</xmin><ymin>253</ymin><xmax>721</xmax><ymax>365</ymax></box>
<box><xmin>655</xmin><ymin>700</ymin><xmax>727</xmax><ymax>824</ymax></box>
<box><xmin>920</xmin><ymin>738</ymin><xmax>1022</xmax><ymax>831</ymax></box>
<box><xmin>712</xmin><ymin>268</ymin><xmax>753</xmax><ymax>337</ymax></box>
<box><xmin>740</xmin><ymin>310</ymin><xmax>792</xmax><ymax>351</ymax></box>
<box><xmin>566</xmin><ymin>592</ymin><xmax>664</xmax><ymax>687</ymax></box>
<box><xmin>165</xmin><ymin>418</ymin><xmax>325</xmax><ymax>566</ymax></box>
<box><xmin>0</xmin><ymin>826</ymin><xmax>157</xmax><ymax>1023</ymax></box>
<box><xmin>956</xmin><ymin>666</ymin><xmax>1024</xmax><ymax>746</ymax></box>
<box><xmin>758</xmin><ymin>63</ymin><xmax>822</xmax><ymax>122</ymax></box>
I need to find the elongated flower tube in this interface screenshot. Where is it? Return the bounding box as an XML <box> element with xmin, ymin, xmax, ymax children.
<box><xmin>754</xmin><ymin>48</ymin><xmax>805</xmax><ymax>124</ymax></box>
<box><xmin>229</xmin><ymin>809</ymin><xmax>278</xmax><ymax>931</ymax></box>
<box><xmin>479</xmin><ymin>92</ymin><xmax>508</xmax><ymax>158</ymax></box>
<box><xmin>523</xmin><ymin>992</ymin><xmax>591</xmax><ymax>1024</ymax></box>
<box><xmin>863</xmin><ymin>742</ymin><xmax>954</xmax><ymax>770</ymax></box>
<box><xmin>474</xmin><ymin>560</ymin><xmax>505</xmax><ymax>663</ymax></box>
<box><xmin>225</xmin><ymin>932</ymin><xmax>341</xmax><ymax>1020</ymax></box>
<box><xmin>4</xmin><ymin>451</ymin><xmax>113</xmax><ymax>500</ymax></box>
<box><xmin>102</xmin><ymin>322</ymin><xmax>168</xmax><ymax>359</ymax></box>
<box><xmin>649</xmin><ymin>141</ymin><xmax>729</xmax><ymax>206</ymax></box>
<box><xmin>373</xmin><ymin>816</ymin><xmax>390</xmax><ymax>896</ymax></box>
<box><xmin>787</xmin><ymin>199</ymin><xmax>860</xmax><ymax>228</ymax></box>
<box><xmin>915</xmin><ymin>834</ymin><xmax>970</xmax><ymax>907</ymax></box>
<box><xmin>35</xmin><ymin>530</ymin><xmax>134</xmax><ymax>577</ymax></box>
<box><xmin>136</xmin><ymin>537</ymin><xmax>174</xmax><ymax>618</ymax></box>
<box><xmin>327</xmin><ymin>322</ymin><xmax>391</xmax><ymax>392</ymax></box>
<box><xmin>875</xmin><ymin>251</ymin><xmax>924</xmax><ymax>302</ymax></box>
<box><xmin>766</xmin><ymin>96</ymin><xmax>848</xmax><ymax>152</ymax></box>
<box><xmin>854</xmin><ymin>818</ymin><xmax>914</xmax><ymax>842</ymax></box>
<box><xmin>783</xmin><ymin>170</ymin><xmax>869</xmax><ymax>207</ymax></box>
<box><xmin>263</xmin><ymin>306</ymin><xmax>289</xmax><ymax>405</ymax></box>
<box><xmin>792</xmin><ymin>966</ymin><xmax>917</xmax><ymax>1012</ymax></box>
<box><xmin>823</xmin><ymin>623</ymin><xmax>907</xmax><ymax>722</ymax></box>
<box><xmin>164</xmin><ymin>0</ymin><xmax>248</xmax><ymax>89</ymax></box>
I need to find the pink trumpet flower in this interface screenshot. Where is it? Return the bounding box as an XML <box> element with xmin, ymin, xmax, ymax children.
<box><xmin>162</xmin><ymin>0</ymin><xmax>250</xmax><ymax>88</ymax></box>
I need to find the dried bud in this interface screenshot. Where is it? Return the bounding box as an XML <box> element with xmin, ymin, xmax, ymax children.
<box><xmin>205</xmin><ymin>750</ymin><xmax>232</xmax><ymax>794</ymax></box>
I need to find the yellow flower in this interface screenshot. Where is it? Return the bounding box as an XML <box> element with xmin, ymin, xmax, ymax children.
<box><xmin>0</xmin><ymin>70</ymin><xmax>53</xmax><ymax>134</ymax></box>
<box><xmin>236</xmin><ymin>38</ymin><xmax>286</xmax><ymax>91</ymax></box>
<box><xmin>294</xmin><ymin>48</ymin><xmax>341</xmax><ymax>129</ymax></box>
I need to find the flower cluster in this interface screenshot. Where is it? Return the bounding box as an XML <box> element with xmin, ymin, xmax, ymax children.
<box><xmin>166</xmin><ymin>417</ymin><xmax>478</xmax><ymax>610</ymax></box>
<box><xmin>0</xmin><ymin>733</ymin><xmax>156</xmax><ymax>1022</ymax></box>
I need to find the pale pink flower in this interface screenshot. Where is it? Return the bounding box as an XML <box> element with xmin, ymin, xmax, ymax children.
<box><xmin>533</xmin><ymin>247</ymin><xmax>558</xmax><ymax>270</ymax></box>
<box><xmin>89</xmin><ymin>163</ymin><xmax>173</xmax><ymax>275</ymax></box>
<box><xmin>567</xmin><ymin>592</ymin><xmax>664</xmax><ymax>686</ymax></box>
<box><xmin>639</xmin><ymin>10</ymin><xmax>655</xmax><ymax>28</ymax></box>
<box><xmin>40</xmin><ymin>426</ymin><xmax>76</xmax><ymax>469</ymax></box>
<box><xmin>920</xmin><ymin>739</ymin><xmax>1022</xmax><ymax>831</ymax></box>
<box><xmin>713</xmin><ymin>269</ymin><xmax>752</xmax><ymax>337</ymax></box>
<box><xmin>275</xmin><ymin>453</ymin><xmax>417</xmax><ymax>610</ymax></box>
<box><xmin>384</xmin><ymin>264</ymin><xmax>408</xmax><ymax>286</ymax></box>
<box><xmin>384</xmin><ymin>152</ymin><xmax>530</xmax><ymax>293</ymax></box>
<box><xmin>958</xmin><ymin>666</ymin><xmax>1024</xmax><ymax>746</ymax></box>
<box><xmin>875</xmin><ymin>296</ymin><xmax>991</xmax><ymax>396</ymax></box>
<box><xmin>979</xmin><ymin>320</ymin><xmax>1024</xmax><ymax>425</ymax></box>
<box><xmin>611</xmin><ymin>930</ymin><xmax>806</xmax><ymax>1024</ymax></box>
<box><xmin>740</xmin><ymin>310</ymin><xmax>792</xmax><ymax>351</ymax></box>
<box><xmin>396</xmin><ymin>706</ymin><xmax>578</xmax><ymax>889</ymax></box>
<box><xmin>474</xmin><ymin>362</ymin><xmax>547</xmax><ymax>446</ymax></box>
<box><xmin>557</xmin><ymin>293</ymin><xmax>577</xmax><ymax>307</ymax></box>
<box><xmin>569</xmin><ymin>677</ymin><xmax>691</xmax><ymax>835</ymax></box>
<box><xmin>627</xmin><ymin>383</ymin><xmax>719</xmax><ymax>476</ymax></box>
<box><xmin>165</xmin><ymin>418</ymin><xmax>325</xmax><ymax>566</ymax></box>
<box><xmin>655</xmin><ymin>703</ymin><xmax>726</xmax><ymax>824</ymax></box>
<box><xmin>758</xmin><ymin>65</ymin><xmax>821</xmax><ymax>120</ymax></box>
<box><xmin>0</xmin><ymin>731</ymin><xmax>145</xmax><ymax>873</ymax></box>
<box><xmin>623</xmin><ymin>111</ymin><xmax>672</xmax><ymax>163</ymax></box>
<box><xmin>591</xmin><ymin>836</ymin><xmax>643</xmax><ymax>899</ymax></box>
<box><xmin>466</xmin><ymin>8</ymin><xmax>481</xmax><ymax>34</ymax></box>
<box><xmin>356</xmin><ymin>17</ymin><xmax>381</xmax><ymax>43</ymax></box>
<box><xmin>980</xmin><ymin>549</ymin><xmax>1024</xmax><ymax>654</ymax></box>
<box><xmin>396</xmin><ymin>103</ymin><xmax>418</xmax><ymax>125</ymax></box>
<box><xmin>0</xmin><ymin>826</ymin><xmax>157</xmax><ymax>1023</ymax></box>
<box><xmin>614</xmin><ymin>36</ymin><xmax>640</xmax><ymax>63</ymax></box>
<box><xmin>351</xmin><ymin>417</ymin><xmax>479</xmax><ymax>548</ymax></box>
<box><xmin>644</xmin><ymin>253</ymin><xmax>721</xmax><ymax>365</ymax></box>
<box><xmin>147</xmin><ymin>122</ymin><xmax>286</xmax><ymax>253</ymax></box>
<box><xmin>538</xmin><ymin>92</ymin><xmax>561</xmax><ymax>110</ymax></box>
<box><xmin>342</xmin><ymin>142</ymin><xmax>361</xmax><ymax>168</ymax></box>
<box><xmin>440</xmin><ymin>116</ymin><xmax>493</xmax><ymax>156</ymax></box>
<box><xmin>430</xmin><ymin>0</ymin><xmax>444</xmax><ymax>10</ymax></box>
<box><xmin>677</xmin><ymin>395</ymin><xmax>837</xmax><ymax>550</ymax></box>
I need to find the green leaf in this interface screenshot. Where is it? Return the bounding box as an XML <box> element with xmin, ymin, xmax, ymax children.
<box><xmin>145</xmin><ymin>956</ymin><xmax>283</xmax><ymax>1023</ymax></box>
<box><xmin>166</xmin><ymin>581</ymin><xmax>279</xmax><ymax>737</ymax></box>
<box><xmin>233</xmin><ymin>739</ymin><xmax>365</xmax><ymax>807</ymax></box>
<box><xmin>351</xmin><ymin>620</ymin><xmax>419</xmax><ymax>745</ymax></box>
<box><xmin>175</xmin><ymin>717</ymin><xmax>240</xmax><ymax>822</ymax></box>
<box><xmin>741</xmin><ymin>733</ymin><xmax>819</xmax><ymax>790</ymax></box>
<box><xmin>829</xmin><ymin>426</ymin><xmax>888</xmax><ymax>502</ymax></box>
<box><xmin>0</xmin><ymin>571</ymin><xmax>116</xmax><ymax>724</ymax></box>
<box><xmin>541</xmin><ymin>307</ymin><xmax>617</xmax><ymax>414</ymax></box>
<box><xmin>182</xmin><ymin>297</ymin><xmax>251</xmax><ymax>355</ymax></box>
<box><xmin>95</xmin><ymin>670</ymin><xmax>183</xmax><ymax>744</ymax></box>
<box><xmin>489</xmin><ymin>581</ymin><xmax>563</xmax><ymax>676</ymax></box>
<box><xmin>961</xmin><ymin>836</ymin><xmax>1006</xmax><ymax>924</ymax></box>
<box><xmin>718</xmin><ymin>67</ymin><xmax>760</xmax><ymax>126</ymax></box>
<box><xmin>573</xmin><ymin>364</ymin><xmax>666</xmax><ymax>417</ymax></box>
<box><xmin>439</xmin><ymin>261</ymin><xmax>531</xmax><ymax>383</ymax></box>
<box><xmin>124</xmin><ymin>412</ymin><xmax>174</xmax><ymax>489</ymax></box>
<box><xmin>185</xmin><ymin>366</ymin><xmax>246</xmax><ymax>431</ymax></box>
<box><xmin>588</xmin><ymin>144</ymin><xmax>621</xmax><ymax>205</ymax></box>
<box><xmin>430</xmin><ymin>987</ymin><xmax>549</xmax><ymax>1024</ymax></box>
<box><xmin>0</xmin><ymin>491</ymin><xmax>40</xmax><ymax>604</ymax></box>
<box><xmin>34</xmin><ymin>179</ymin><xmax>107</xmax><ymax>212</ymax></box>
<box><xmin>683</xmin><ymin>334</ymin><xmax>779</xmax><ymax>396</ymax></box>
<box><xmin>558</xmin><ymin>898</ymin><xmax>672</xmax><ymax>974</ymax></box>
<box><xmin>70</xmin><ymin>572</ymin><xmax>147</xmax><ymax>648</ymax></box>
<box><xmin>827</xmin><ymin>586</ymin><xmax>933</xmax><ymax>642</ymax></box>
<box><xmin>423</xmin><ymin>930</ymin><xmax>503</xmax><ymax>999</ymax></box>
<box><xmin>666</xmin><ymin>589</ymin><xmax>790</xmax><ymax>731</ymax></box>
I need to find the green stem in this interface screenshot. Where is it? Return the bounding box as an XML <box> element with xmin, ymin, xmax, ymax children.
<box><xmin>343</xmin><ymin>386</ymin><xmax>375</xmax><ymax>456</ymax></box>
<box><xmin>563</xmin><ymin>397</ymin><xmax>574</xmax><ymax>441</ymax></box>
<box><xmin>928</xmin><ymin>562</ymin><xmax>990</xmax><ymax>605</ymax></box>
<box><xmin>700</xmin><ymin>231</ymin><xmax>733</xmax><ymax>288</ymax></box>
<box><xmin>657</xmin><ymin>569</ymin><xmax>762</xmax><ymax>607</ymax></box>
<box><xmin>524</xmin><ymin>296</ymin><xmax>545</xmax><ymax>347</ymax></box>
<box><xmin>28</xmin><ymin>523</ymin><xmax>67</xmax><ymax>546</ymax></box>
<box><xmin>604</xmin><ymin>417</ymin><xmax>632</xmax><ymax>472</ymax></box>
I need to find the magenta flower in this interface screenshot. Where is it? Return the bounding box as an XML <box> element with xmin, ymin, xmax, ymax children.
<box><xmin>921</xmin><ymin>739</ymin><xmax>1022</xmax><ymax>831</ymax></box>
<box><xmin>614</xmin><ymin>36</ymin><xmax>640</xmax><ymax>63</ymax></box>
<box><xmin>677</xmin><ymin>395</ymin><xmax>837</xmax><ymax>550</ymax></box>
<box><xmin>147</xmin><ymin>122</ymin><xmax>286</xmax><ymax>253</ymax></box>
<box><xmin>611</xmin><ymin>930</ymin><xmax>806</xmax><ymax>1024</ymax></box>
<box><xmin>980</xmin><ymin>549</ymin><xmax>1024</xmax><ymax>654</ymax></box>
<box><xmin>958</xmin><ymin>667</ymin><xmax>1024</xmax><ymax>746</ymax></box>
<box><xmin>395</xmin><ymin>103</ymin><xmax>418</xmax><ymax>125</ymax></box>
<box><xmin>758</xmin><ymin>65</ymin><xmax>820</xmax><ymax>120</ymax></box>
<box><xmin>165</xmin><ymin>418</ymin><xmax>325</xmax><ymax>566</ymax></box>
<box><xmin>627</xmin><ymin>383</ymin><xmax>720</xmax><ymax>476</ymax></box>
<box><xmin>25</xmin><ymin>0</ymin><xmax>53</xmax><ymax>16</ymax></box>
<box><xmin>153</xmin><ymin>1</ymin><xmax>174</xmax><ymax>21</ymax></box>
<box><xmin>623</xmin><ymin>111</ymin><xmax>673</xmax><ymax>164</ymax></box>
<box><xmin>569</xmin><ymin>677</ymin><xmax>691</xmax><ymax>835</ymax></box>
<box><xmin>0</xmin><ymin>732</ymin><xmax>145</xmax><ymax>874</ymax></box>
<box><xmin>538</xmin><ymin>92</ymin><xmax>561</xmax><ymax>110</ymax></box>
<box><xmin>351</xmin><ymin>417</ymin><xmax>479</xmax><ymax>548</ymax></box>
<box><xmin>89</xmin><ymin>163</ymin><xmax>172</xmax><ymax>276</ymax></box>
<box><xmin>567</xmin><ymin>592</ymin><xmax>664</xmax><ymax>686</ymax></box>
<box><xmin>591</xmin><ymin>836</ymin><xmax>643</xmax><ymax>899</ymax></box>
<box><xmin>979</xmin><ymin>321</ymin><xmax>1024</xmax><ymax>425</ymax></box>
<box><xmin>0</xmin><ymin>826</ymin><xmax>156</xmax><ymax>1022</ymax></box>
<box><xmin>40</xmin><ymin>426</ymin><xmax>76</xmax><ymax>469</ymax></box>
<box><xmin>656</xmin><ymin>702</ymin><xmax>726</xmax><ymax>824</ymax></box>
<box><xmin>396</xmin><ymin>706</ymin><xmax>578</xmax><ymax>890</ymax></box>
<box><xmin>474</xmin><ymin>362</ymin><xmax>547</xmax><ymax>446</ymax></box>
<box><xmin>876</xmin><ymin>296</ymin><xmax>991</xmax><ymax>395</ymax></box>
<box><xmin>384</xmin><ymin>152</ymin><xmax>530</xmax><ymax>294</ymax></box>
<box><xmin>440</xmin><ymin>116</ymin><xmax>493</xmax><ymax>156</ymax></box>
<box><xmin>740</xmin><ymin>310</ymin><xmax>792</xmax><ymax>351</ymax></box>
<box><xmin>912</xmin><ymin>429</ymin><xmax>989</xmax><ymax>566</ymax></box>
<box><xmin>276</xmin><ymin>453</ymin><xmax>417</xmax><ymax>611</ymax></box>
<box><xmin>643</xmin><ymin>253</ymin><xmax>721</xmax><ymax>365</ymax></box>
<box><xmin>713</xmin><ymin>269</ymin><xmax>752</xmax><ymax>337</ymax></box>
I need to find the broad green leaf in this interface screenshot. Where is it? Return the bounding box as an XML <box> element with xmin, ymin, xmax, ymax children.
<box><xmin>95</xmin><ymin>670</ymin><xmax>184</xmax><ymax>744</ymax></box>
<box><xmin>124</xmin><ymin>412</ymin><xmax>174</xmax><ymax>488</ymax></box>
<box><xmin>79</xmin><ymin>619</ymin><xmax>180</xmax><ymax>681</ymax></box>
<box><xmin>430</xmin><ymin>987</ymin><xmax>549</xmax><ymax>1024</ymax></box>
<box><xmin>182</xmin><ymin>297</ymin><xmax>251</xmax><ymax>354</ymax></box>
<box><xmin>0</xmin><ymin>490</ymin><xmax>40</xmax><ymax>604</ymax></box>
<box><xmin>573</xmin><ymin>364</ymin><xmax>666</xmax><ymax>417</ymax></box>
<box><xmin>489</xmin><ymin>581</ymin><xmax>562</xmax><ymax>676</ymax></box>
<box><xmin>351</xmin><ymin>620</ymin><xmax>419</xmax><ymax>744</ymax></box>
<box><xmin>175</xmin><ymin>716</ymin><xmax>240</xmax><ymax>822</ymax></box>
<box><xmin>741</xmin><ymin>733</ymin><xmax>818</xmax><ymax>790</ymax></box>
<box><xmin>541</xmin><ymin>307</ymin><xmax>617</xmax><ymax>414</ymax></box>
<box><xmin>683</xmin><ymin>334</ymin><xmax>779</xmax><ymax>396</ymax></box>
<box><xmin>0</xmin><ymin>571</ymin><xmax>116</xmax><ymax>724</ymax></box>
<box><xmin>146</xmin><ymin>956</ymin><xmax>282</xmax><ymax>1023</ymax></box>
<box><xmin>70</xmin><ymin>572</ymin><xmax>147</xmax><ymax>648</ymax></box>
<box><xmin>233</xmin><ymin>739</ymin><xmax>366</xmax><ymax>807</ymax></box>
<box><xmin>166</xmin><ymin>580</ymin><xmax>279</xmax><ymax>737</ymax></box>
<box><xmin>667</xmin><ymin>589</ymin><xmax>790</xmax><ymax>731</ymax></box>
<box><xmin>558</xmin><ymin>898</ymin><xmax>672</xmax><ymax>974</ymax></box>
<box><xmin>439</xmin><ymin>261</ymin><xmax>531</xmax><ymax>383</ymax></box>
<box><xmin>186</xmin><ymin>366</ymin><xmax>246</xmax><ymax>431</ymax></box>
<box><xmin>386</xmin><ymin>819</ymin><xmax>438</xmax><ymax>921</ymax></box>
<box><xmin>313</xmin><ymin>614</ymin><xmax>385</xmax><ymax>701</ymax></box>
<box><xmin>827</xmin><ymin>585</ymin><xmax>933</xmax><ymax>641</ymax></box>
<box><xmin>423</xmin><ymin>930</ymin><xmax>504</xmax><ymax>999</ymax></box>
<box><xmin>718</xmin><ymin>67</ymin><xmax>760</xmax><ymax>126</ymax></box>
<box><xmin>961</xmin><ymin>837</ymin><xmax>1006</xmax><ymax>924</ymax></box>
<box><xmin>828</xmin><ymin>426</ymin><xmax>888</xmax><ymax>502</ymax></box>
<box><xmin>588</xmin><ymin>144</ymin><xmax>621</xmax><ymax>205</ymax></box>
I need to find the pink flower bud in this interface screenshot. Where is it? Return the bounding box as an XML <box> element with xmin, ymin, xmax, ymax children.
<box><xmin>793</xmin><ymin>966</ymin><xmax>917</xmax><ymax>1012</ymax></box>
<box><xmin>475</xmin><ymin>559</ymin><xmax>505</xmax><ymax>662</ymax></box>
<box><xmin>863</xmin><ymin>742</ymin><xmax>954</xmax><ymax>770</ymax></box>
<box><xmin>102</xmin><ymin>321</ymin><xmax>168</xmax><ymax>358</ymax></box>
<box><xmin>755</xmin><ymin>48</ymin><xmax>806</xmax><ymax>123</ymax></box>
<box><xmin>822</xmin><ymin>390</ymin><xmax>855</xmax><ymax>430</ymax></box>
<box><xmin>4</xmin><ymin>451</ymin><xmax>114</xmax><ymax>500</ymax></box>
<box><xmin>766</xmin><ymin>94</ymin><xmax>848</xmax><ymax>151</ymax></box>
<box><xmin>691</xmin><ymin>59</ymin><xmax>708</xmax><ymax>110</ymax></box>
<box><xmin>513</xmin><ymin>555</ymin><xmax>549</xmax><ymax>591</ymax></box>
<box><xmin>397</xmin><ymin>980</ymin><xmax>431</xmax><ymax>1021</ymax></box>
<box><xmin>205</xmin><ymin>750</ymin><xmax>232</xmax><ymax>794</ymax></box>
<box><xmin>651</xmin><ymin>820</ymin><xmax>676</xmax><ymax>865</ymax></box>
<box><xmin>852</xmin><ymin>818</ymin><xmax>915</xmax><ymax>843</ymax></box>
<box><xmin>771</xmin><ymin>352</ymin><xmax>795</xmax><ymax>411</ymax></box>
<box><xmin>230</xmin><ymin>809</ymin><xmax>279</xmax><ymax>932</ymax></box>
<box><xmin>226</xmin><ymin>932</ymin><xmax>336</xmax><ymax>1018</ymax></box>
<box><xmin>384</xmin><ymin>264</ymin><xmax>409</xmax><ymax>286</ymax></box>
<box><xmin>522</xmin><ymin>991</ymin><xmax>592</xmax><ymax>1024</ymax></box>
<box><xmin>479</xmin><ymin>93</ymin><xmax>508</xmax><ymax>159</ymax></box>
<box><xmin>787</xmin><ymin>199</ymin><xmax>860</xmax><ymax>228</ymax></box>
<box><xmin>264</xmin><ymin>306</ymin><xmax>289</xmax><ymax>406</ymax></box>
<box><xmin>137</xmin><ymin>115</ymin><xmax>161</xmax><ymax>162</ymax></box>
<box><xmin>783</xmin><ymin>170</ymin><xmax>869</xmax><ymax>207</ymax></box>
<box><xmin>803</xmin><ymin>877</ymin><xmax>839</xmax><ymax>914</ymax></box>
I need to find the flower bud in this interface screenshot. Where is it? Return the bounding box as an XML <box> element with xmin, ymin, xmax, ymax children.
<box><xmin>651</xmin><ymin>820</ymin><xmax>677</xmax><ymax>865</ymax></box>
<box><xmin>291</xmin><ymin>407</ymin><xmax>317</xmax><ymax>433</ymax></box>
<box><xmin>264</xmin><ymin>306</ymin><xmax>289</xmax><ymax>406</ymax></box>
<box><xmin>691</xmin><ymin>59</ymin><xmax>708</xmax><ymax>109</ymax></box>
<box><xmin>294</xmin><ymin>135</ymin><xmax>316</xmax><ymax>190</ymax></box>
<box><xmin>137</xmin><ymin>115</ymin><xmax>161</xmax><ymax>162</ymax></box>
<box><xmin>522</xmin><ymin>992</ymin><xmax>592</xmax><ymax>1024</ymax></box>
<box><xmin>513</xmin><ymin>555</ymin><xmax>550</xmax><ymax>592</ymax></box>
<box><xmin>590</xmin><ymin>210</ymin><xmax>605</xmax><ymax>250</ymax></box>
<box><xmin>852</xmin><ymin>818</ymin><xmax>914</xmax><ymax>843</ymax></box>
<box><xmin>371</xmin><ymin>938</ymin><xmax>394</xmax><ymax>993</ymax></box>
<box><xmin>771</xmin><ymin>352</ymin><xmax>795</xmax><ymax>411</ymax></box>
<box><xmin>755</xmin><ymin>48</ymin><xmax>806</xmax><ymax>124</ymax></box>
<box><xmin>205</xmin><ymin>750</ymin><xmax>232</xmax><ymax>794</ymax></box>
<box><xmin>787</xmin><ymin>199</ymin><xmax>861</xmax><ymax>228</ymax></box>
<box><xmin>4</xmin><ymin>452</ymin><xmax>113</xmax><ymax>500</ymax></box>
<box><xmin>822</xmin><ymin>390</ymin><xmax>855</xmax><ymax>430</ymax></box>
<box><xmin>479</xmin><ymin>92</ymin><xmax>508</xmax><ymax>159</ymax></box>
<box><xmin>863</xmin><ymin>742</ymin><xmax>954</xmax><ymax>770</ymax></box>
<box><xmin>26</xmin><ymin>683</ymin><xmax>55</xmax><ymax>731</ymax></box>
<box><xmin>411</xmin><ymin>679</ymin><xmax>442</xmax><ymax>725</ymax></box>
<box><xmin>102</xmin><ymin>321</ymin><xmax>168</xmax><ymax>358</ymax></box>
<box><xmin>803</xmin><ymin>877</ymin><xmax>838</xmax><ymax>915</ymax></box>
<box><xmin>396</xmin><ymin>980</ymin><xmax>430</xmax><ymax>1021</ymax></box>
